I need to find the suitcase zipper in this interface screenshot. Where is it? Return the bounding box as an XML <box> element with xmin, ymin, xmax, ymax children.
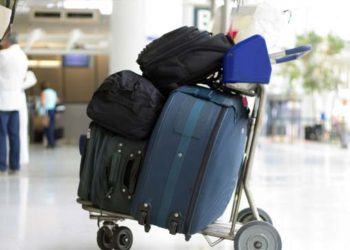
<box><xmin>139</xmin><ymin>27</ymin><xmax>199</xmax><ymax>64</ymax></box>
<box><xmin>156</xmin><ymin>100</ymin><xmax>206</xmax><ymax>227</ymax></box>
<box><xmin>142</xmin><ymin>32</ymin><xmax>210</xmax><ymax>68</ymax></box>
<box><xmin>140</xmin><ymin>28</ymin><xmax>207</xmax><ymax>66</ymax></box>
<box><xmin>184</xmin><ymin>107</ymin><xmax>227</xmax><ymax>236</ymax></box>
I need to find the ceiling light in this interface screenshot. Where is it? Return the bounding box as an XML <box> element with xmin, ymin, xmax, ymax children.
<box><xmin>63</xmin><ymin>0</ymin><xmax>113</xmax><ymax>15</ymax></box>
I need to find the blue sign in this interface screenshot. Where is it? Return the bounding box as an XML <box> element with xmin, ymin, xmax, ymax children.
<box><xmin>63</xmin><ymin>54</ymin><xmax>90</xmax><ymax>67</ymax></box>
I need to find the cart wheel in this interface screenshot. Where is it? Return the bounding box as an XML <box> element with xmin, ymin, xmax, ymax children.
<box><xmin>237</xmin><ymin>208</ymin><xmax>273</xmax><ymax>225</ymax></box>
<box><xmin>97</xmin><ymin>226</ymin><xmax>114</xmax><ymax>250</ymax></box>
<box><xmin>234</xmin><ymin>221</ymin><xmax>281</xmax><ymax>250</ymax></box>
<box><xmin>113</xmin><ymin>226</ymin><xmax>133</xmax><ymax>250</ymax></box>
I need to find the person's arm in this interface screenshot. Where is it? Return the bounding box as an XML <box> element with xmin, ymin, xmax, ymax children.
<box><xmin>22</xmin><ymin>71</ymin><xmax>37</xmax><ymax>90</ymax></box>
<box><xmin>0</xmin><ymin>51</ymin><xmax>8</xmax><ymax>84</ymax></box>
<box><xmin>41</xmin><ymin>91</ymin><xmax>46</xmax><ymax>109</ymax></box>
<box><xmin>0</xmin><ymin>47</ymin><xmax>28</xmax><ymax>90</ymax></box>
<box><xmin>56</xmin><ymin>91</ymin><xmax>60</xmax><ymax>105</ymax></box>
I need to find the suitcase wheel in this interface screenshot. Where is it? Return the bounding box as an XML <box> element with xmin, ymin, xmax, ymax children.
<box><xmin>138</xmin><ymin>211</ymin><xmax>147</xmax><ymax>226</ymax></box>
<box><xmin>169</xmin><ymin>221</ymin><xmax>179</xmax><ymax>235</ymax></box>
<box><xmin>113</xmin><ymin>226</ymin><xmax>133</xmax><ymax>250</ymax></box>
<box><xmin>97</xmin><ymin>224</ymin><xmax>133</xmax><ymax>250</ymax></box>
<box><xmin>144</xmin><ymin>224</ymin><xmax>151</xmax><ymax>233</ymax></box>
<box><xmin>138</xmin><ymin>211</ymin><xmax>151</xmax><ymax>232</ymax></box>
<box><xmin>237</xmin><ymin>208</ymin><xmax>273</xmax><ymax>225</ymax></box>
<box><xmin>234</xmin><ymin>221</ymin><xmax>282</xmax><ymax>250</ymax></box>
<box><xmin>97</xmin><ymin>225</ymin><xmax>114</xmax><ymax>250</ymax></box>
<box><xmin>168</xmin><ymin>213</ymin><xmax>182</xmax><ymax>235</ymax></box>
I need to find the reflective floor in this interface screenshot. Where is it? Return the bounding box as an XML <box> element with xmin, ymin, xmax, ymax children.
<box><xmin>0</xmin><ymin>140</ymin><xmax>349</xmax><ymax>250</ymax></box>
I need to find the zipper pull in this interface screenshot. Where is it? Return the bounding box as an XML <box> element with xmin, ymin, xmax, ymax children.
<box><xmin>106</xmin><ymin>187</ymin><xmax>114</xmax><ymax>199</ymax></box>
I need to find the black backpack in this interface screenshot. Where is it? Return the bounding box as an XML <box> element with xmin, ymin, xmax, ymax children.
<box><xmin>87</xmin><ymin>70</ymin><xmax>165</xmax><ymax>140</ymax></box>
<box><xmin>137</xmin><ymin>26</ymin><xmax>233</xmax><ymax>93</ymax></box>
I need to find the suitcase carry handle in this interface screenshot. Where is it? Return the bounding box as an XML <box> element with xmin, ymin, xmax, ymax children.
<box><xmin>190</xmin><ymin>87</ymin><xmax>214</xmax><ymax>101</ymax></box>
<box><xmin>107</xmin><ymin>152</ymin><xmax>143</xmax><ymax>199</ymax></box>
<box><xmin>126</xmin><ymin>155</ymin><xmax>142</xmax><ymax>195</ymax></box>
<box><xmin>269</xmin><ymin>45</ymin><xmax>312</xmax><ymax>64</ymax></box>
<box><xmin>179</xmin><ymin>86</ymin><xmax>243</xmax><ymax>108</ymax></box>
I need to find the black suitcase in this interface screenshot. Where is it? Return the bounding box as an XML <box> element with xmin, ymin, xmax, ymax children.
<box><xmin>54</xmin><ymin>127</ymin><xmax>64</xmax><ymax>140</ymax></box>
<box><xmin>32</xmin><ymin>127</ymin><xmax>64</xmax><ymax>143</ymax></box>
<box><xmin>78</xmin><ymin>123</ymin><xmax>147</xmax><ymax>214</ymax></box>
<box><xmin>137</xmin><ymin>26</ymin><xmax>233</xmax><ymax>93</ymax></box>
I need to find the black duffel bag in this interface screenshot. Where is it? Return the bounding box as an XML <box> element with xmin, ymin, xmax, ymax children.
<box><xmin>87</xmin><ymin>70</ymin><xmax>165</xmax><ymax>140</ymax></box>
<box><xmin>137</xmin><ymin>26</ymin><xmax>233</xmax><ymax>92</ymax></box>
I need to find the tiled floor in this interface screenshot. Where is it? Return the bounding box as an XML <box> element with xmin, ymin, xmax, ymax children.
<box><xmin>0</xmin><ymin>140</ymin><xmax>349</xmax><ymax>250</ymax></box>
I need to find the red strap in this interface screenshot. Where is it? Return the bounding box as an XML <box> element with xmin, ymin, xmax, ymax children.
<box><xmin>227</xmin><ymin>30</ymin><xmax>239</xmax><ymax>41</ymax></box>
<box><xmin>242</xmin><ymin>96</ymin><xmax>248</xmax><ymax>108</ymax></box>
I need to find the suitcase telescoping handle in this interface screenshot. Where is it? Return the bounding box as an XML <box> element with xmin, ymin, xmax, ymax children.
<box><xmin>269</xmin><ymin>45</ymin><xmax>312</xmax><ymax>64</ymax></box>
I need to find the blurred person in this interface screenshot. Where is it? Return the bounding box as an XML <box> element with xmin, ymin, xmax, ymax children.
<box><xmin>40</xmin><ymin>82</ymin><xmax>58</xmax><ymax>149</ymax></box>
<box><xmin>20</xmin><ymin>71</ymin><xmax>37</xmax><ymax>164</ymax></box>
<box><xmin>0</xmin><ymin>33</ymin><xmax>28</xmax><ymax>174</ymax></box>
<box><xmin>338</xmin><ymin>99</ymin><xmax>349</xmax><ymax>149</ymax></box>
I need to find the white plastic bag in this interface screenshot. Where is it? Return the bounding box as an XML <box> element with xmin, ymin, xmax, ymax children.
<box><xmin>211</xmin><ymin>2</ymin><xmax>289</xmax><ymax>48</ymax></box>
<box><xmin>230</xmin><ymin>3</ymin><xmax>289</xmax><ymax>49</ymax></box>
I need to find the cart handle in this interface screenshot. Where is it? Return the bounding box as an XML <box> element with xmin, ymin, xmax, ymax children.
<box><xmin>269</xmin><ymin>45</ymin><xmax>312</xmax><ymax>64</ymax></box>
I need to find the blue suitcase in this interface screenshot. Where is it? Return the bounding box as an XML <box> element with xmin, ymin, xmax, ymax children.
<box><xmin>131</xmin><ymin>86</ymin><xmax>249</xmax><ymax>239</ymax></box>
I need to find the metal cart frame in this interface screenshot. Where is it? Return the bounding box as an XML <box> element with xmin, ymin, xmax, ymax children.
<box><xmin>201</xmin><ymin>84</ymin><xmax>266</xmax><ymax>247</ymax></box>
<box><xmin>77</xmin><ymin>44</ymin><xmax>311</xmax><ymax>249</ymax></box>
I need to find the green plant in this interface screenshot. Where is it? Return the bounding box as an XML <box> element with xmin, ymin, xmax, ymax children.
<box><xmin>279</xmin><ymin>61</ymin><xmax>301</xmax><ymax>94</ymax></box>
<box><xmin>0</xmin><ymin>1</ymin><xmax>8</xmax><ymax>7</ymax></box>
<box><xmin>282</xmin><ymin>31</ymin><xmax>345</xmax><ymax>94</ymax></box>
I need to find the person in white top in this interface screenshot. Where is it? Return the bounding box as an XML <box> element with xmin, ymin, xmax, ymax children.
<box><xmin>0</xmin><ymin>33</ymin><xmax>29</xmax><ymax>174</ymax></box>
<box><xmin>20</xmin><ymin>71</ymin><xmax>37</xmax><ymax>164</ymax></box>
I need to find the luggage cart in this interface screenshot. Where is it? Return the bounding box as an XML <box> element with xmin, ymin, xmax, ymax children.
<box><xmin>76</xmin><ymin>84</ymin><xmax>270</xmax><ymax>250</ymax></box>
<box><xmin>77</xmin><ymin>41</ymin><xmax>311</xmax><ymax>250</ymax></box>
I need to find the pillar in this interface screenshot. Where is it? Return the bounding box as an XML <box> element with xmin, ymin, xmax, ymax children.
<box><xmin>109</xmin><ymin>0</ymin><xmax>147</xmax><ymax>74</ymax></box>
<box><xmin>109</xmin><ymin>0</ymin><xmax>183</xmax><ymax>74</ymax></box>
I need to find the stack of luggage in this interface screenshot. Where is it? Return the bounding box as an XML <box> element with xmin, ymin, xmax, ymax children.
<box><xmin>78</xmin><ymin>26</ymin><xmax>250</xmax><ymax>239</ymax></box>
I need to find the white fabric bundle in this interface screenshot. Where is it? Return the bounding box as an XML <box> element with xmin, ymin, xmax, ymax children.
<box><xmin>0</xmin><ymin>5</ymin><xmax>11</xmax><ymax>39</ymax></box>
